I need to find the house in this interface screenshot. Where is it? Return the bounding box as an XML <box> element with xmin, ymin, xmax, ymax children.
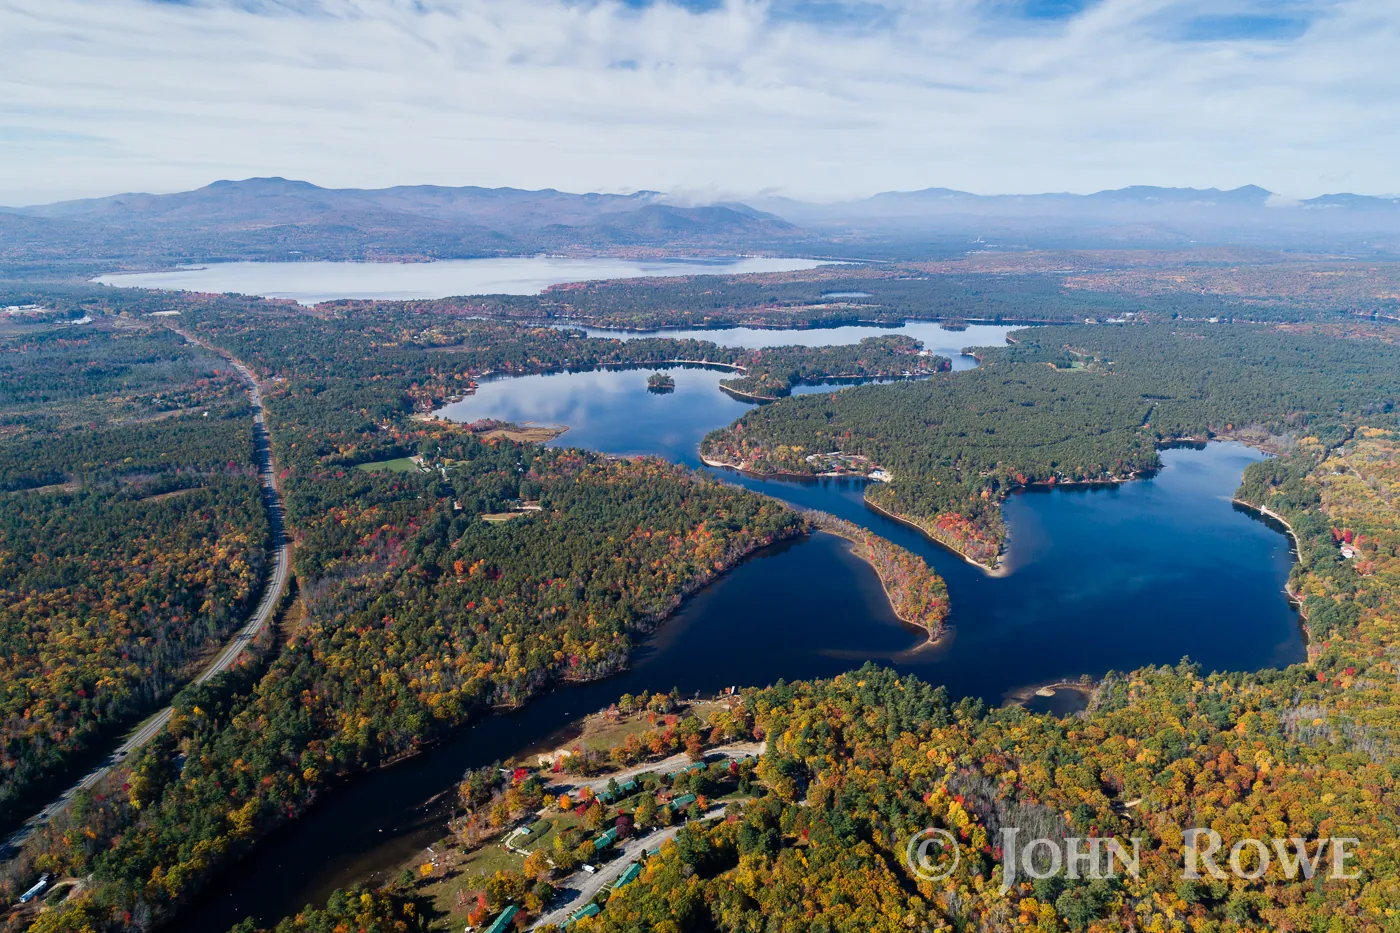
<box><xmin>1341</xmin><ymin>544</ymin><xmax>1358</xmax><ymax>559</ymax></box>
<box><xmin>670</xmin><ymin>793</ymin><xmax>697</xmax><ymax>812</ymax></box>
<box><xmin>593</xmin><ymin>826</ymin><xmax>620</xmax><ymax>850</ymax></box>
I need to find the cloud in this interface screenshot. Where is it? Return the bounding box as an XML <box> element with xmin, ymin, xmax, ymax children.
<box><xmin>0</xmin><ymin>0</ymin><xmax>1396</xmax><ymax>203</ymax></box>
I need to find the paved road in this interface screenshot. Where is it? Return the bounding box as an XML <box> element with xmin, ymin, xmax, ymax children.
<box><xmin>1</xmin><ymin>339</ymin><xmax>290</xmax><ymax>861</ymax></box>
<box><xmin>532</xmin><ymin>806</ymin><xmax>728</xmax><ymax>930</ymax></box>
<box><xmin>560</xmin><ymin>741</ymin><xmax>766</xmax><ymax>796</ymax></box>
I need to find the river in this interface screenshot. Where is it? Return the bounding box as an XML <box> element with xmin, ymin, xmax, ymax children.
<box><xmin>172</xmin><ymin>365</ymin><xmax>1303</xmax><ymax>933</ymax></box>
<box><xmin>92</xmin><ymin>256</ymin><xmax>832</xmax><ymax>305</ymax></box>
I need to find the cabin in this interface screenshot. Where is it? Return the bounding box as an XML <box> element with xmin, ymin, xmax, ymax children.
<box><xmin>593</xmin><ymin>826</ymin><xmax>620</xmax><ymax>850</ymax></box>
<box><xmin>483</xmin><ymin>905</ymin><xmax>517</xmax><ymax>933</ymax></box>
<box><xmin>670</xmin><ymin>793</ymin><xmax>697</xmax><ymax>812</ymax></box>
<box><xmin>563</xmin><ymin>903</ymin><xmax>601</xmax><ymax>927</ymax></box>
<box><xmin>612</xmin><ymin>862</ymin><xmax>643</xmax><ymax>891</ymax></box>
<box><xmin>1341</xmin><ymin>544</ymin><xmax>1358</xmax><ymax>559</ymax></box>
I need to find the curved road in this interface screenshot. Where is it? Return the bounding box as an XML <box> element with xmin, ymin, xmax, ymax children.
<box><xmin>1</xmin><ymin>337</ymin><xmax>290</xmax><ymax>860</ymax></box>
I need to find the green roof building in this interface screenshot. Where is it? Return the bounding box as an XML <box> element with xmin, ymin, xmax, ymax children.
<box><xmin>483</xmin><ymin>904</ymin><xmax>518</xmax><ymax>933</ymax></box>
<box><xmin>613</xmin><ymin>862</ymin><xmax>643</xmax><ymax>890</ymax></box>
<box><xmin>563</xmin><ymin>903</ymin><xmax>601</xmax><ymax>927</ymax></box>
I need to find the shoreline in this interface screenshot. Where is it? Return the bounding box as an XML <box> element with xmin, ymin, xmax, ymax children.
<box><xmin>808</xmin><ymin>527</ymin><xmax>949</xmax><ymax>647</ymax></box>
<box><xmin>1001</xmin><ymin>679</ymin><xmax>1098</xmax><ymax>711</ymax></box>
<box><xmin>861</xmin><ymin>496</ymin><xmax>1011</xmax><ymax>578</ymax></box>
<box><xmin>699</xmin><ymin>453</ymin><xmax>1012</xmax><ymax>576</ymax></box>
<box><xmin>1230</xmin><ymin>496</ymin><xmax>1312</xmax><ymax>649</ymax></box>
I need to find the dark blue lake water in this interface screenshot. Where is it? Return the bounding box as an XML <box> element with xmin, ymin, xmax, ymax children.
<box><xmin>179</xmin><ymin>366</ymin><xmax>1302</xmax><ymax>933</ymax></box>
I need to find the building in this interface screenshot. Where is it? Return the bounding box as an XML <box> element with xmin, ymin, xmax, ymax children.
<box><xmin>563</xmin><ymin>903</ymin><xmax>601</xmax><ymax>927</ymax></box>
<box><xmin>483</xmin><ymin>905</ymin><xmax>518</xmax><ymax>933</ymax></box>
<box><xmin>612</xmin><ymin>862</ymin><xmax>643</xmax><ymax>891</ymax></box>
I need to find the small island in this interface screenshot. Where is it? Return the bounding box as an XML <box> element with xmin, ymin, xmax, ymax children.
<box><xmin>646</xmin><ymin>371</ymin><xmax>675</xmax><ymax>393</ymax></box>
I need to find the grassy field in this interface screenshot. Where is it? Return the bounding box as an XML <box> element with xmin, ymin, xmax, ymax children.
<box><xmin>566</xmin><ymin>699</ymin><xmax>732</xmax><ymax>755</ymax></box>
<box><xmin>354</xmin><ymin>457</ymin><xmax>423</xmax><ymax>473</ymax></box>
<box><xmin>409</xmin><ymin>841</ymin><xmax>525</xmax><ymax>930</ymax></box>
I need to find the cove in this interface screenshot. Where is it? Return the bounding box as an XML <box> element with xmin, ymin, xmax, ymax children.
<box><xmin>92</xmin><ymin>256</ymin><xmax>831</xmax><ymax>305</ymax></box>
<box><xmin>174</xmin><ymin>375</ymin><xmax>1303</xmax><ymax>932</ymax></box>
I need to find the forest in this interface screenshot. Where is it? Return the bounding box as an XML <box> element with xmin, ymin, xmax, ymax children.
<box><xmin>0</xmin><ymin>436</ymin><xmax>806</xmax><ymax>927</ymax></box>
<box><xmin>325</xmin><ymin>270</ymin><xmax>1254</xmax><ymax>331</ymax></box>
<box><xmin>3</xmin><ymin>278</ymin><xmax>1400</xmax><ymax>933</ymax></box>
<box><xmin>0</xmin><ymin>322</ymin><xmax>268</xmax><ymax>830</ymax></box>
<box><xmin>702</xmin><ymin>324</ymin><xmax>1400</xmax><ymax>567</ymax></box>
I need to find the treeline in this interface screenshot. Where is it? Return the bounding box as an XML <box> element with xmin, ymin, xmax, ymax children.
<box><xmin>416</xmin><ymin>271</ymin><xmax>1246</xmax><ymax>330</ymax></box>
<box><xmin>702</xmin><ymin>324</ymin><xmax>1400</xmax><ymax>567</ymax></box>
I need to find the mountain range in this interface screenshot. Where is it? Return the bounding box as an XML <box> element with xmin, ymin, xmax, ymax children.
<box><xmin>5</xmin><ymin>178</ymin><xmax>1400</xmax><ymax>270</ymax></box>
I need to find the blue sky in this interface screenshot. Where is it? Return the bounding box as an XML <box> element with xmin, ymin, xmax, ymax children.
<box><xmin>0</xmin><ymin>0</ymin><xmax>1395</xmax><ymax>204</ymax></box>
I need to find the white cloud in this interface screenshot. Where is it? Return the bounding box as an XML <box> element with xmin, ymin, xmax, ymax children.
<box><xmin>0</xmin><ymin>0</ymin><xmax>1396</xmax><ymax>203</ymax></box>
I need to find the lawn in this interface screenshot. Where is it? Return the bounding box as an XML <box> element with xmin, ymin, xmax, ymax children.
<box><xmin>354</xmin><ymin>457</ymin><xmax>422</xmax><ymax>473</ymax></box>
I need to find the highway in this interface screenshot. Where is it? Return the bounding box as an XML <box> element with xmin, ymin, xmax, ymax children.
<box><xmin>1</xmin><ymin>337</ymin><xmax>290</xmax><ymax>861</ymax></box>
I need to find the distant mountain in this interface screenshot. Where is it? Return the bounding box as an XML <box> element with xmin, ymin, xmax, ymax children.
<box><xmin>7</xmin><ymin>178</ymin><xmax>1400</xmax><ymax>272</ymax></box>
<box><xmin>744</xmin><ymin>184</ymin><xmax>1400</xmax><ymax>253</ymax></box>
<box><xmin>0</xmin><ymin>178</ymin><xmax>809</xmax><ymax>269</ymax></box>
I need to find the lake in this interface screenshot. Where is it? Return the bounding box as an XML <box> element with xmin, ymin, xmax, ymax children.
<box><xmin>174</xmin><ymin>367</ymin><xmax>1303</xmax><ymax>933</ymax></box>
<box><xmin>92</xmin><ymin>256</ymin><xmax>833</xmax><ymax>304</ymax></box>
<box><xmin>557</xmin><ymin>321</ymin><xmax>1020</xmax><ymax>371</ymax></box>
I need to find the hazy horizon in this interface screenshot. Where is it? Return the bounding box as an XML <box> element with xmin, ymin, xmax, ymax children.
<box><xmin>4</xmin><ymin>175</ymin><xmax>1390</xmax><ymax>213</ymax></box>
<box><xmin>4</xmin><ymin>0</ymin><xmax>1398</xmax><ymax>205</ymax></box>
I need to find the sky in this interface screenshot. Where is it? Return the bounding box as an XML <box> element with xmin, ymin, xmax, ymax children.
<box><xmin>1</xmin><ymin>0</ymin><xmax>1397</xmax><ymax>205</ymax></box>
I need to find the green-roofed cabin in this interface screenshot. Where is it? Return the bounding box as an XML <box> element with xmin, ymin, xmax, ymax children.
<box><xmin>563</xmin><ymin>903</ymin><xmax>602</xmax><ymax>926</ymax></box>
<box><xmin>484</xmin><ymin>904</ymin><xmax>518</xmax><ymax>933</ymax></box>
<box><xmin>593</xmin><ymin>826</ymin><xmax>619</xmax><ymax>850</ymax></box>
<box><xmin>613</xmin><ymin>862</ymin><xmax>643</xmax><ymax>889</ymax></box>
<box><xmin>670</xmin><ymin>793</ymin><xmax>697</xmax><ymax>811</ymax></box>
